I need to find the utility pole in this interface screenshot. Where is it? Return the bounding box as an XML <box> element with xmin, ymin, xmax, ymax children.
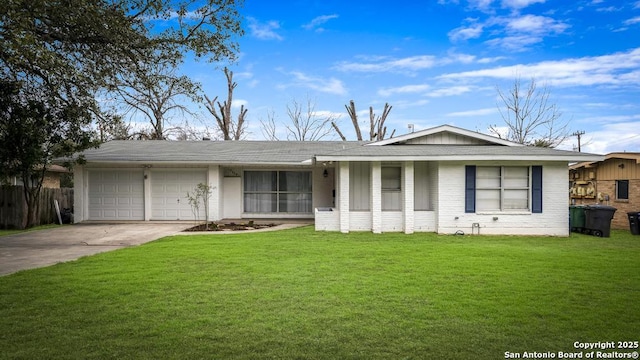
<box><xmin>572</xmin><ymin>131</ymin><xmax>585</xmax><ymax>152</ymax></box>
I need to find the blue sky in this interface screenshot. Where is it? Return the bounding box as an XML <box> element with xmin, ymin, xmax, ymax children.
<box><xmin>183</xmin><ymin>0</ymin><xmax>640</xmax><ymax>153</ymax></box>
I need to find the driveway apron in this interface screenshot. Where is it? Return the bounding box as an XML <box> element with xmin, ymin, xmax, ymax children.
<box><xmin>0</xmin><ymin>223</ymin><xmax>190</xmax><ymax>276</ymax></box>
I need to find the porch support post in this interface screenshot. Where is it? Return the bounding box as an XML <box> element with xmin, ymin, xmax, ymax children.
<box><xmin>403</xmin><ymin>161</ymin><xmax>415</xmax><ymax>234</ymax></box>
<box><xmin>208</xmin><ymin>165</ymin><xmax>221</xmax><ymax>221</ymax></box>
<box><xmin>371</xmin><ymin>161</ymin><xmax>382</xmax><ymax>234</ymax></box>
<box><xmin>338</xmin><ymin>161</ymin><xmax>350</xmax><ymax>233</ymax></box>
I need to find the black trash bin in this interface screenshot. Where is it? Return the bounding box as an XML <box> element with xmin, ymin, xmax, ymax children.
<box><xmin>61</xmin><ymin>208</ymin><xmax>73</xmax><ymax>224</ymax></box>
<box><xmin>628</xmin><ymin>212</ymin><xmax>640</xmax><ymax>235</ymax></box>
<box><xmin>584</xmin><ymin>205</ymin><xmax>617</xmax><ymax>237</ymax></box>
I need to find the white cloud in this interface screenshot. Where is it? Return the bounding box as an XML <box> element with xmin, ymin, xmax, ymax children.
<box><xmin>446</xmin><ymin>107</ymin><xmax>498</xmax><ymax>117</ymax></box>
<box><xmin>500</xmin><ymin>0</ymin><xmax>545</xmax><ymax>9</ymax></box>
<box><xmin>477</xmin><ymin>56</ymin><xmax>507</xmax><ymax>63</ymax></box>
<box><xmin>596</xmin><ymin>6</ymin><xmax>620</xmax><ymax>12</ymax></box>
<box><xmin>231</xmin><ymin>99</ymin><xmax>248</xmax><ymax>109</ymax></box>
<box><xmin>505</xmin><ymin>14</ymin><xmax>568</xmax><ymax>34</ymax></box>
<box><xmin>579</xmin><ymin>119</ymin><xmax>640</xmax><ymax>154</ymax></box>
<box><xmin>624</xmin><ymin>16</ymin><xmax>640</xmax><ymax>25</ymax></box>
<box><xmin>427</xmin><ymin>86</ymin><xmax>474</xmax><ymax>97</ymax></box>
<box><xmin>335</xmin><ymin>53</ymin><xmax>497</xmax><ymax>74</ymax></box>
<box><xmin>247</xmin><ymin>17</ymin><xmax>283</xmax><ymax>40</ymax></box>
<box><xmin>378</xmin><ymin>84</ymin><xmax>431</xmax><ymax>97</ymax></box>
<box><xmin>484</xmin><ymin>34</ymin><xmax>543</xmax><ymax>52</ymax></box>
<box><xmin>479</xmin><ymin>14</ymin><xmax>570</xmax><ymax>51</ymax></box>
<box><xmin>303</xmin><ymin>14</ymin><xmax>339</xmax><ymax>32</ymax></box>
<box><xmin>438</xmin><ymin>47</ymin><xmax>640</xmax><ymax>88</ymax></box>
<box><xmin>281</xmin><ymin>71</ymin><xmax>347</xmax><ymax>96</ymax></box>
<box><xmin>447</xmin><ymin>12</ymin><xmax>569</xmax><ymax>51</ymax></box>
<box><xmin>334</xmin><ymin>55</ymin><xmax>438</xmax><ymax>73</ymax></box>
<box><xmin>467</xmin><ymin>0</ymin><xmax>496</xmax><ymax>12</ymax></box>
<box><xmin>449</xmin><ymin>24</ymin><xmax>484</xmax><ymax>42</ymax></box>
<box><xmin>390</xmin><ymin>99</ymin><xmax>431</xmax><ymax>109</ymax></box>
<box><xmin>440</xmin><ymin>0</ymin><xmax>544</xmax><ymax>12</ymax></box>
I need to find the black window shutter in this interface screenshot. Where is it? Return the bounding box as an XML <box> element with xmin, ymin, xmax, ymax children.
<box><xmin>465</xmin><ymin>166</ymin><xmax>476</xmax><ymax>213</ymax></box>
<box><xmin>532</xmin><ymin>166</ymin><xmax>543</xmax><ymax>213</ymax></box>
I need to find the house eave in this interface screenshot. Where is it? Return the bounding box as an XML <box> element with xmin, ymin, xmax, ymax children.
<box><xmin>315</xmin><ymin>154</ymin><xmax>605</xmax><ymax>162</ymax></box>
<box><xmin>367</xmin><ymin>124</ymin><xmax>523</xmax><ymax>147</ymax></box>
<box><xmin>79</xmin><ymin>160</ymin><xmax>315</xmax><ymax>167</ymax></box>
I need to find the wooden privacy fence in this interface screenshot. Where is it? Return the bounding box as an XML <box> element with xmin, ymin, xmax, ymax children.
<box><xmin>0</xmin><ymin>186</ymin><xmax>74</xmax><ymax>229</ymax></box>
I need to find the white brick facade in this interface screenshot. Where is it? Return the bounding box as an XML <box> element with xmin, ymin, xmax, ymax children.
<box><xmin>315</xmin><ymin>160</ymin><xmax>572</xmax><ymax>236</ymax></box>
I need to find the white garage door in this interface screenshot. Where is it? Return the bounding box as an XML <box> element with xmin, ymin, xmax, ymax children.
<box><xmin>88</xmin><ymin>170</ymin><xmax>144</xmax><ymax>220</ymax></box>
<box><xmin>151</xmin><ymin>170</ymin><xmax>207</xmax><ymax>220</ymax></box>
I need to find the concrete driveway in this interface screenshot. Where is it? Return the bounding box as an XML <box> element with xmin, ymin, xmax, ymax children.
<box><xmin>0</xmin><ymin>223</ymin><xmax>191</xmax><ymax>276</ymax></box>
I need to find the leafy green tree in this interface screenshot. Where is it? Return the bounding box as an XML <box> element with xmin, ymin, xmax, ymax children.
<box><xmin>0</xmin><ymin>0</ymin><xmax>244</xmax><ymax>227</ymax></box>
<box><xmin>1</xmin><ymin>0</ymin><xmax>243</xmax><ymax>101</ymax></box>
<box><xmin>0</xmin><ymin>81</ymin><xmax>96</xmax><ymax>228</ymax></box>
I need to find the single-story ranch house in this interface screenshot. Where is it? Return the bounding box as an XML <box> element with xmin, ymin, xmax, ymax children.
<box><xmin>73</xmin><ymin>125</ymin><xmax>603</xmax><ymax>236</ymax></box>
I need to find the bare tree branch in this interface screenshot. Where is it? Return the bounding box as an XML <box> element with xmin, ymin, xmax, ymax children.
<box><xmin>112</xmin><ymin>62</ymin><xmax>200</xmax><ymax>140</ymax></box>
<box><xmin>260</xmin><ymin>109</ymin><xmax>279</xmax><ymax>141</ymax></box>
<box><xmin>333</xmin><ymin>100</ymin><xmax>394</xmax><ymax>141</ymax></box>
<box><xmin>491</xmin><ymin>76</ymin><xmax>570</xmax><ymax>147</ymax></box>
<box><xmin>284</xmin><ymin>96</ymin><xmax>336</xmax><ymax>141</ymax></box>
<box><xmin>331</xmin><ymin>121</ymin><xmax>347</xmax><ymax>141</ymax></box>
<box><xmin>203</xmin><ymin>67</ymin><xmax>247</xmax><ymax>140</ymax></box>
<box><xmin>345</xmin><ymin>100</ymin><xmax>363</xmax><ymax>141</ymax></box>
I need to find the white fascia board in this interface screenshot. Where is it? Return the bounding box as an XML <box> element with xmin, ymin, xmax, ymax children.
<box><xmin>367</xmin><ymin>124</ymin><xmax>522</xmax><ymax>147</ymax></box>
<box><xmin>315</xmin><ymin>154</ymin><xmax>605</xmax><ymax>162</ymax></box>
<box><xmin>85</xmin><ymin>160</ymin><xmax>314</xmax><ymax>167</ymax></box>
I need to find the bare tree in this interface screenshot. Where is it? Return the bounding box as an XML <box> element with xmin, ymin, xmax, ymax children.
<box><xmin>284</xmin><ymin>96</ymin><xmax>336</xmax><ymax>141</ymax></box>
<box><xmin>204</xmin><ymin>67</ymin><xmax>248</xmax><ymax>140</ymax></box>
<box><xmin>332</xmin><ymin>100</ymin><xmax>394</xmax><ymax>141</ymax></box>
<box><xmin>260</xmin><ymin>109</ymin><xmax>280</xmax><ymax>141</ymax></box>
<box><xmin>490</xmin><ymin>76</ymin><xmax>570</xmax><ymax>147</ymax></box>
<box><xmin>113</xmin><ymin>63</ymin><xmax>200</xmax><ymax>140</ymax></box>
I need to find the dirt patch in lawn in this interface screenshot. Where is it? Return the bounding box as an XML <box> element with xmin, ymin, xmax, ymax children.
<box><xmin>183</xmin><ymin>221</ymin><xmax>280</xmax><ymax>232</ymax></box>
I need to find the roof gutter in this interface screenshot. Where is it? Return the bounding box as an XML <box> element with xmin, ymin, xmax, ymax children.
<box><xmin>315</xmin><ymin>154</ymin><xmax>605</xmax><ymax>162</ymax></box>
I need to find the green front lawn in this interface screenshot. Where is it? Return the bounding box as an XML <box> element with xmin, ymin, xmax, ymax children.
<box><xmin>0</xmin><ymin>224</ymin><xmax>64</xmax><ymax>236</ymax></box>
<box><xmin>1</xmin><ymin>227</ymin><xmax>638</xmax><ymax>359</ymax></box>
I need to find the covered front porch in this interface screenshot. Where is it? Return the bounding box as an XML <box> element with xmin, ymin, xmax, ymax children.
<box><xmin>314</xmin><ymin>161</ymin><xmax>438</xmax><ymax>234</ymax></box>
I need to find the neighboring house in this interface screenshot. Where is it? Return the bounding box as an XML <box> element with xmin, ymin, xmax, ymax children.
<box><xmin>569</xmin><ymin>152</ymin><xmax>640</xmax><ymax>229</ymax></box>
<box><xmin>73</xmin><ymin>125</ymin><xmax>602</xmax><ymax>236</ymax></box>
<box><xmin>5</xmin><ymin>164</ymin><xmax>70</xmax><ymax>188</ymax></box>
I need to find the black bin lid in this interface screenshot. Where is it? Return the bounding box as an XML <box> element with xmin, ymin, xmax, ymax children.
<box><xmin>585</xmin><ymin>205</ymin><xmax>617</xmax><ymax>211</ymax></box>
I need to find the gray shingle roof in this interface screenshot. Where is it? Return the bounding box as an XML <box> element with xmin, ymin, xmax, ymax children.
<box><xmin>314</xmin><ymin>144</ymin><xmax>602</xmax><ymax>162</ymax></box>
<box><xmin>80</xmin><ymin>140</ymin><xmax>602</xmax><ymax>165</ymax></box>
<box><xmin>80</xmin><ymin>140</ymin><xmax>364</xmax><ymax>165</ymax></box>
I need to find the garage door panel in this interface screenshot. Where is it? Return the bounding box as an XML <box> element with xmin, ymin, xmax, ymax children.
<box><xmin>118</xmin><ymin>198</ymin><xmax>132</xmax><ymax>205</ymax></box>
<box><xmin>89</xmin><ymin>170</ymin><xmax>144</xmax><ymax>221</ymax></box>
<box><xmin>151</xmin><ymin>170</ymin><xmax>206</xmax><ymax>220</ymax></box>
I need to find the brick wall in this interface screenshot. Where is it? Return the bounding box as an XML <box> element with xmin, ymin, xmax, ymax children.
<box><xmin>596</xmin><ymin>179</ymin><xmax>640</xmax><ymax>229</ymax></box>
<box><xmin>42</xmin><ymin>173</ymin><xmax>61</xmax><ymax>188</ymax></box>
<box><xmin>437</xmin><ymin>162</ymin><xmax>570</xmax><ymax>236</ymax></box>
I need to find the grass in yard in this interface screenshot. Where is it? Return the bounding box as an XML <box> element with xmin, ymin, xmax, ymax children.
<box><xmin>0</xmin><ymin>224</ymin><xmax>64</xmax><ymax>237</ymax></box>
<box><xmin>0</xmin><ymin>227</ymin><xmax>638</xmax><ymax>359</ymax></box>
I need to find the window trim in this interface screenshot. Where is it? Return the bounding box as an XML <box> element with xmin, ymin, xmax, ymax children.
<box><xmin>382</xmin><ymin>166</ymin><xmax>402</xmax><ymax>211</ymax></box>
<box><xmin>243</xmin><ymin>170</ymin><xmax>313</xmax><ymax>214</ymax></box>
<box><xmin>616</xmin><ymin>179</ymin><xmax>629</xmax><ymax>201</ymax></box>
<box><xmin>465</xmin><ymin>165</ymin><xmax>541</xmax><ymax>214</ymax></box>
